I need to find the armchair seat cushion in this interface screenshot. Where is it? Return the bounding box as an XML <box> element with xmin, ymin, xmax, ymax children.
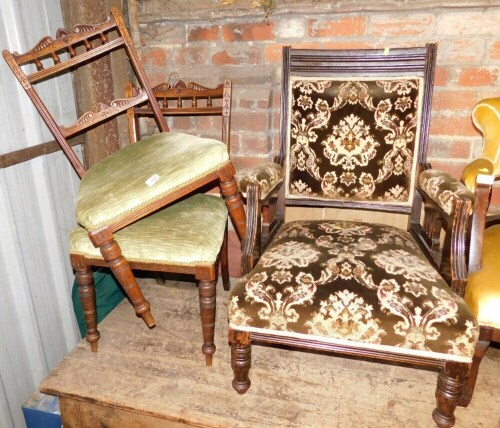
<box><xmin>70</xmin><ymin>194</ymin><xmax>227</xmax><ymax>267</ymax></box>
<box><xmin>465</xmin><ymin>224</ymin><xmax>500</xmax><ymax>328</ymax></box>
<box><xmin>76</xmin><ymin>132</ymin><xmax>229</xmax><ymax>230</ymax></box>
<box><xmin>229</xmin><ymin>220</ymin><xmax>478</xmax><ymax>362</ymax></box>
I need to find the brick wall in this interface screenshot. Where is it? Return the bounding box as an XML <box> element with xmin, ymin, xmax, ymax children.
<box><xmin>137</xmin><ymin>2</ymin><xmax>500</xmax><ymax>276</ymax></box>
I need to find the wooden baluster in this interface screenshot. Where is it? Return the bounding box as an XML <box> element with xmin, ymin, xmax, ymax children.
<box><xmin>177</xmin><ymin>97</ymin><xmax>182</xmax><ymax>108</ymax></box>
<box><xmin>207</xmin><ymin>96</ymin><xmax>212</xmax><ymax>107</ymax></box>
<box><xmin>50</xmin><ymin>52</ymin><xmax>61</xmax><ymax>65</ymax></box>
<box><xmin>99</xmin><ymin>32</ymin><xmax>108</xmax><ymax>43</ymax></box>
<box><xmin>67</xmin><ymin>44</ymin><xmax>76</xmax><ymax>58</ymax></box>
<box><xmin>83</xmin><ymin>39</ymin><xmax>92</xmax><ymax>50</ymax></box>
<box><xmin>192</xmin><ymin>96</ymin><xmax>197</xmax><ymax>108</ymax></box>
<box><xmin>34</xmin><ymin>58</ymin><xmax>44</xmax><ymax>71</ymax></box>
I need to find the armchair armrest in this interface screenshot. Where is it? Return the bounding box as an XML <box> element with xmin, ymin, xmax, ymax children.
<box><xmin>237</xmin><ymin>162</ymin><xmax>283</xmax><ymax>200</ymax></box>
<box><xmin>419</xmin><ymin>169</ymin><xmax>477</xmax><ymax>215</ymax></box>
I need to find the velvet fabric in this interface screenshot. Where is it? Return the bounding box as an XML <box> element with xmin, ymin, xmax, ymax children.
<box><xmin>76</xmin><ymin>132</ymin><xmax>229</xmax><ymax>230</ymax></box>
<box><xmin>465</xmin><ymin>224</ymin><xmax>500</xmax><ymax>328</ymax></box>
<box><xmin>229</xmin><ymin>220</ymin><xmax>478</xmax><ymax>362</ymax></box>
<box><xmin>419</xmin><ymin>169</ymin><xmax>477</xmax><ymax>215</ymax></box>
<box><xmin>286</xmin><ymin>77</ymin><xmax>424</xmax><ymax>207</ymax></box>
<box><xmin>237</xmin><ymin>163</ymin><xmax>284</xmax><ymax>199</ymax></box>
<box><xmin>71</xmin><ymin>194</ymin><xmax>227</xmax><ymax>266</ymax></box>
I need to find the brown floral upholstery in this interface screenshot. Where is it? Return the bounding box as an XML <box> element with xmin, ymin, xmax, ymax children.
<box><xmin>237</xmin><ymin>163</ymin><xmax>284</xmax><ymax>199</ymax></box>
<box><xmin>419</xmin><ymin>169</ymin><xmax>477</xmax><ymax>215</ymax></box>
<box><xmin>287</xmin><ymin>77</ymin><xmax>424</xmax><ymax>206</ymax></box>
<box><xmin>229</xmin><ymin>220</ymin><xmax>478</xmax><ymax>361</ymax></box>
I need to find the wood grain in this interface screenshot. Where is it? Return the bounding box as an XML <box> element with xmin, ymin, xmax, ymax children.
<box><xmin>40</xmin><ymin>279</ymin><xmax>500</xmax><ymax>428</ymax></box>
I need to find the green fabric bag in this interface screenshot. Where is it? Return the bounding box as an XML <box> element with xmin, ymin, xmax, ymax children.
<box><xmin>71</xmin><ymin>269</ymin><xmax>127</xmax><ymax>337</ymax></box>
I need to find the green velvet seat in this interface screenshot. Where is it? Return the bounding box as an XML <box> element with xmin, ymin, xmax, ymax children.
<box><xmin>76</xmin><ymin>132</ymin><xmax>229</xmax><ymax>230</ymax></box>
<box><xmin>71</xmin><ymin>194</ymin><xmax>227</xmax><ymax>267</ymax></box>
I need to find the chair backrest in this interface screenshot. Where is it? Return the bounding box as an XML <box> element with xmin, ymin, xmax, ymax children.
<box><xmin>462</xmin><ymin>97</ymin><xmax>500</xmax><ymax>273</ymax></box>
<box><xmin>126</xmin><ymin>79</ymin><xmax>231</xmax><ymax>152</ymax></box>
<box><xmin>2</xmin><ymin>7</ymin><xmax>168</xmax><ymax>178</ymax></box>
<box><xmin>280</xmin><ymin>45</ymin><xmax>437</xmax><ymax>215</ymax></box>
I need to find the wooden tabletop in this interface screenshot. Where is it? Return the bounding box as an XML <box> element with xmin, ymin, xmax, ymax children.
<box><xmin>41</xmin><ymin>278</ymin><xmax>500</xmax><ymax>427</ymax></box>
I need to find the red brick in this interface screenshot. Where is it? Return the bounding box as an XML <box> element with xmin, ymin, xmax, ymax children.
<box><xmin>141</xmin><ymin>47</ymin><xmax>168</xmax><ymax>68</ymax></box>
<box><xmin>434</xmin><ymin>66</ymin><xmax>450</xmax><ymax>87</ymax></box>
<box><xmin>172</xmin><ymin>46</ymin><xmax>207</xmax><ymax>65</ymax></box>
<box><xmin>265</xmin><ymin>42</ymin><xmax>320</xmax><ymax>63</ymax></box>
<box><xmin>170</xmin><ymin>116</ymin><xmax>192</xmax><ymax>131</ymax></box>
<box><xmin>308</xmin><ymin>16</ymin><xmax>367</xmax><ymax>37</ymax></box>
<box><xmin>212</xmin><ymin>50</ymin><xmax>238</xmax><ymax>65</ymax></box>
<box><xmin>222</xmin><ymin>21</ymin><xmax>275</xmax><ymax>42</ymax></box>
<box><xmin>232</xmin><ymin>111</ymin><xmax>269</xmax><ymax>132</ymax></box>
<box><xmin>430</xmin><ymin>115</ymin><xmax>477</xmax><ymax>137</ymax></box>
<box><xmin>458</xmin><ymin>67</ymin><xmax>499</xmax><ymax>87</ymax></box>
<box><xmin>432</xmin><ymin>90</ymin><xmax>478</xmax><ymax>111</ymax></box>
<box><xmin>487</xmin><ymin>40</ymin><xmax>500</xmax><ymax>62</ymax></box>
<box><xmin>321</xmin><ymin>41</ymin><xmax>374</xmax><ymax>50</ymax></box>
<box><xmin>239</xmin><ymin>133</ymin><xmax>270</xmax><ymax>155</ymax></box>
<box><xmin>232</xmin><ymin>156</ymin><xmax>269</xmax><ymax>172</ymax></box>
<box><xmin>212</xmin><ymin>47</ymin><xmax>262</xmax><ymax>65</ymax></box>
<box><xmin>187</xmin><ymin>25</ymin><xmax>219</xmax><ymax>42</ymax></box>
<box><xmin>437</xmin><ymin>11</ymin><xmax>500</xmax><ymax>36</ymax></box>
<box><xmin>449</xmin><ymin>140</ymin><xmax>473</xmax><ymax>159</ymax></box>
<box><xmin>370</xmin><ymin>15</ymin><xmax>433</xmax><ymax>37</ymax></box>
<box><xmin>427</xmin><ymin>160</ymin><xmax>467</xmax><ymax>180</ymax></box>
<box><xmin>438</xmin><ymin>39</ymin><xmax>484</xmax><ymax>64</ymax></box>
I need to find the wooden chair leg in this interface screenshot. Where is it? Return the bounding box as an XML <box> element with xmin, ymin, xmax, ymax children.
<box><xmin>229</xmin><ymin>330</ymin><xmax>252</xmax><ymax>394</ymax></box>
<box><xmin>219</xmin><ymin>166</ymin><xmax>246</xmax><ymax>240</ymax></box>
<box><xmin>221</xmin><ymin>224</ymin><xmax>230</xmax><ymax>291</ymax></box>
<box><xmin>459</xmin><ymin>327</ymin><xmax>492</xmax><ymax>407</ymax></box>
<box><xmin>71</xmin><ymin>255</ymin><xmax>100</xmax><ymax>352</ymax></box>
<box><xmin>89</xmin><ymin>229</ymin><xmax>155</xmax><ymax>328</ymax></box>
<box><xmin>433</xmin><ymin>362</ymin><xmax>468</xmax><ymax>428</ymax></box>
<box><xmin>198</xmin><ymin>279</ymin><xmax>216</xmax><ymax>366</ymax></box>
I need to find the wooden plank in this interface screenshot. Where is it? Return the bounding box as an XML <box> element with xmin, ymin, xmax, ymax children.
<box><xmin>41</xmin><ymin>280</ymin><xmax>500</xmax><ymax>428</ymax></box>
<box><xmin>0</xmin><ymin>135</ymin><xmax>85</xmax><ymax>168</ymax></box>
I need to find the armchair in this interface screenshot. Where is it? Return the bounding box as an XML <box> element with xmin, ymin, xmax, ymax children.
<box><xmin>458</xmin><ymin>97</ymin><xmax>500</xmax><ymax>406</ymax></box>
<box><xmin>228</xmin><ymin>45</ymin><xmax>479</xmax><ymax>427</ymax></box>
<box><xmin>2</xmin><ymin>8</ymin><xmax>246</xmax><ymax>365</ymax></box>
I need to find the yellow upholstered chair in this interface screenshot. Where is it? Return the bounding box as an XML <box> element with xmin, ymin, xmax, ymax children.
<box><xmin>2</xmin><ymin>8</ymin><xmax>246</xmax><ymax>365</ymax></box>
<box><xmin>227</xmin><ymin>45</ymin><xmax>480</xmax><ymax>427</ymax></box>
<box><xmin>459</xmin><ymin>97</ymin><xmax>500</xmax><ymax>405</ymax></box>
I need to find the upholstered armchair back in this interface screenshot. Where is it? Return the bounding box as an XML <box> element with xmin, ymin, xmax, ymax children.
<box><xmin>281</xmin><ymin>46</ymin><xmax>437</xmax><ymax>214</ymax></box>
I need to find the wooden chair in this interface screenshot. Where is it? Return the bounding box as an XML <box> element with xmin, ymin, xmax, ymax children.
<box><xmin>2</xmin><ymin>8</ymin><xmax>246</xmax><ymax>365</ymax></box>
<box><xmin>227</xmin><ymin>45</ymin><xmax>480</xmax><ymax>427</ymax></box>
<box><xmin>458</xmin><ymin>97</ymin><xmax>500</xmax><ymax>406</ymax></box>
<box><xmin>126</xmin><ymin>78</ymin><xmax>233</xmax><ymax>289</ymax></box>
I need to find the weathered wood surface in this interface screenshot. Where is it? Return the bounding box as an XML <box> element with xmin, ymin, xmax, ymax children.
<box><xmin>41</xmin><ymin>279</ymin><xmax>500</xmax><ymax>427</ymax></box>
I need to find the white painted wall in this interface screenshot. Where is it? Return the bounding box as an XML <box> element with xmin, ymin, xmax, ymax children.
<box><xmin>0</xmin><ymin>0</ymin><xmax>81</xmax><ymax>426</ymax></box>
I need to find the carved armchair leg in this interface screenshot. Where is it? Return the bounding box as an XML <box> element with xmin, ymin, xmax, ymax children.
<box><xmin>433</xmin><ymin>362</ymin><xmax>468</xmax><ymax>428</ymax></box>
<box><xmin>71</xmin><ymin>255</ymin><xmax>100</xmax><ymax>352</ymax></box>
<box><xmin>89</xmin><ymin>228</ymin><xmax>155</xmax><ymax>328</ymax></box>
<box><xmin>219</xmin><ymin>164</ymin><xmax>246</xmax><ymax>240</ymax></box>
<box><xmin>459</xmin><ymin>327</ymin><xmax>492</xmax><ymax>407</ymax></box>
<box><xmin>229</xmin><ymin>330</ymin><xmax>252</xmax><ymax>394</ymax></box>
<box><xmin>198</xmin><ymin>279</ymin><xmax>217</xmax><ymax>366</ymax></box>
<box><xmin>221</xmin><ymin>225</ymin><xmax>230</xmax><ymax>291</ymax></box>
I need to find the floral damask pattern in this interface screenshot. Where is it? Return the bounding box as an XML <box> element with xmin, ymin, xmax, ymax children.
<box><xmin>287</xmin><ymin>77</ymin><xmax>423</xmax><ymax>205</ymax></box>
<box><xmin>237</xmin><ymin>162</ymin><xmax>284</xmax><ymax>199</ymax></box>
<box><xmin>228</xmin><ymin>220</ymin><xmax>479</xmax><ymax>360</ymax></box>
<box><xmin>419</xmin><ymin>169</ymin><xmax>477</xmax><ymax>215</ymax></box>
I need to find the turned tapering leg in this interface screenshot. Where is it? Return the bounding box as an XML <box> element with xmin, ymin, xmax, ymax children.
<box><xmin>459</xmin><ymin>327</ymin><xmax>492</xmax><ymax>407</ymax></box>
<box><xmin>219</xmin><ymin>165</ymin><xmax>246</xmax><ymax>240</ymax></box>
<box><xmin>198</xmin><ymin>279</ymin><xmax>217</xmax><ymax>366</ymax></box>
<box><xmin>89</xmin><ymin>228</ymin><xmax>155</xmax><ymax>328</ymax></box>
<box><xmin>433</xmin><ymin>363</ymin><xmax>468</xmax><ymax>427</ymax></box>
<box><xmin>229</xmin><ymin>330</ymin><xmax>252</xmax><ymax>394</ymax></box>
<box><xmin>221</xmin><ymin>225</ymin><xmax>230</xmax><ymax>291</ymax></box>
<box><xmin>71</xmin><ymin>255</ymin><xmax>100</xmax><ymax>352</ymax></box>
